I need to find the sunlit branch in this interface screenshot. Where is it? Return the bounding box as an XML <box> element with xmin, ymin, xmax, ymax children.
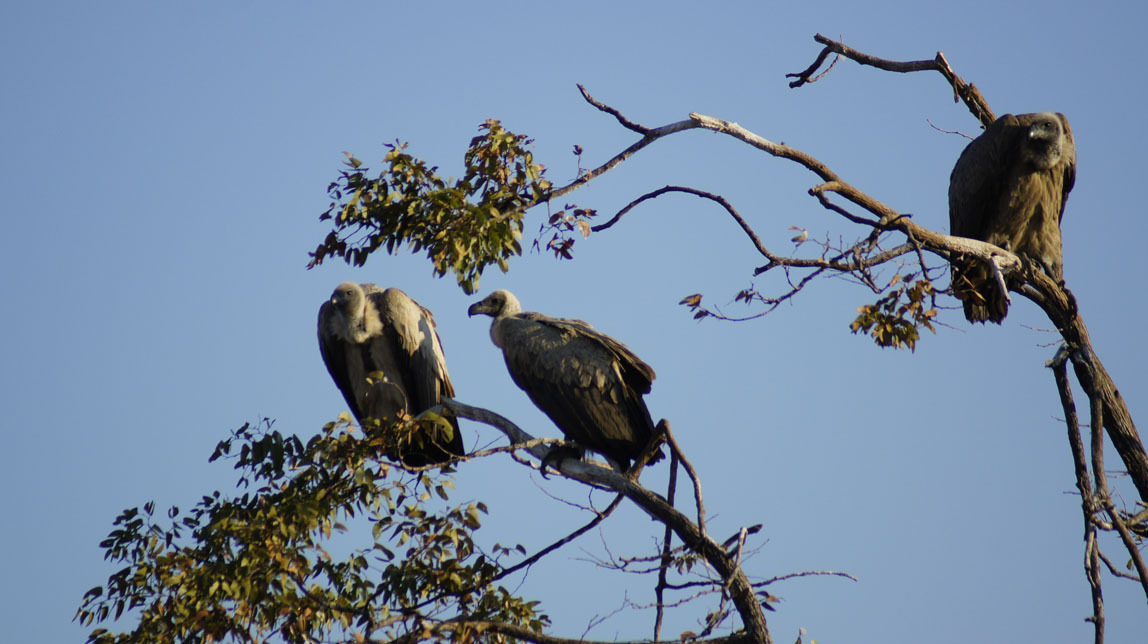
<box><xmin>439</xmin><ymin>398</ymin><xmax>773</xmax><ymax>644</ymax></box>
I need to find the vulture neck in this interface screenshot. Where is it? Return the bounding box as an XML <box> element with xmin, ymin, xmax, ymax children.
<box><xmin>487</xmin><ymin>302</ymin><xmax>523</xmax><ymax>350</ymax></box>
<box><xmin>343</xmin><ymin>298</ymin><xmax>383</xmax><ymax>344</ymax></box>
<box><xmin>489</xmin><ymin>315</ymin><xmax>513</xmax><ymax>349</ymax></box>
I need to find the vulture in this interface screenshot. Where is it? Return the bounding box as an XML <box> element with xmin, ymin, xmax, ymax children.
<box><xmin>949</xmin><ymin>111</ymin><xmax>1076</xmax><ymax>323</ymax></box>
<box><xmin>317</xmin><ymin>282</ymin><xmax>464</xmax><ymax>466</ymax></box>
<box><xmin>467</xmin><ymin>290</ymin><xmax>660</xmax><ymax>472</ymax></box>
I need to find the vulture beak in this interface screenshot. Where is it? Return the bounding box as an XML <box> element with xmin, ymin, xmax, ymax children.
<box><xmin>466</xmin><ymin>301</ymin><xmax>484</xmax><ymax>317</ymax></box>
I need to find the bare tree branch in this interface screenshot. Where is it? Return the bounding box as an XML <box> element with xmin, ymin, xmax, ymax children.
<box><xmin>1086</xmin><ymin>382</ymin><xmax>1148</xmax><ymax>598</ymax></box>
<box><xmin>441</xmin><ymin>399</ymin><xmax>773</xmax><ymax>644</ymax></box>
<box><xmin>578</xmin><ymin>83</ymin><xmax>651</xmax><ymax>135</ymax></box>
<box><xmin>753</xmin><ymin>570</ymin><xmax>859</xmax><ymax>586</ymax></box>
<box><xmin>1049</xmin><ymin>347</ymin><xmax>1104</xmax><ymax>641</ymax></box>
<box><xmin>654</xmin><ymin>448</ymin><xmax>679</xmax><ymax>641</ymax></box>
<box><xmin>787</xmin><ymin>34</ymin><xmax>995</xmax><ymax>127</ymax></box>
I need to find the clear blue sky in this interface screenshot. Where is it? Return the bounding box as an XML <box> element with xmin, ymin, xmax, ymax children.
<box><xmin>2</xmin><ymin>2</ymin><xmax>1145</xmax><ymax>642</ymax></box>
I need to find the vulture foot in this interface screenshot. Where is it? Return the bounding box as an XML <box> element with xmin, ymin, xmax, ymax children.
<box><xmin>540</xmin><ymin>444</ymin><xmax>584</xmax><ymax>479</ymax></box>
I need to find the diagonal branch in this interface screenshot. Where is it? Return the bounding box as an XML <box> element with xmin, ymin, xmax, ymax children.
<box><xmin>441</xmin><ymin>398</ymin><xmax>773</xmax><ymax>644</ymax></box>
<box><xmin>1049</xmin><ymin>347</ymin><xmax>1104</xmax><ymax>641</ymax></box>
<box><xmin>1085</xmin><ymin>378</ymin><xmax>1148</xmax><ymax>598</ymax></box>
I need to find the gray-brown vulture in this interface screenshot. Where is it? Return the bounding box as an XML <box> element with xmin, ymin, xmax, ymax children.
<box><xmin>467</xmin><ymin>290</ymin><xmax>660</xmax><ymax>471</ymax></box>
<box><xmin>318</xmin><ymin>282</ymin><xmax>464</xmax><ymax>466</ymax></box>
<box><xmin>949</xmin><ymin>112</ymin><xmax>1076</xmax><ymax>323</ymax></box>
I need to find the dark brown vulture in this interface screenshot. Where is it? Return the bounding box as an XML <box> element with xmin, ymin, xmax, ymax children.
<box><xmin>949</xmin><ymin>112</ymin><xmax>1076</xmax><ymax>323</ymax></box>
<box><xmin>467</xmin><ymin>290</ymin><xmax>660</xmax><ymax>472</ymax></box>
<box><xmin>317</xmin><ymin>282</ymin><xmax>464</xmax><ymax>466</ymax></box>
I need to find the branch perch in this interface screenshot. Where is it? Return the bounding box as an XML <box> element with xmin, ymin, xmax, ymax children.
<box><xmin>441</xmin><ymin>399</ymin><xmax>773</xmax><ymax>644</ymax></box>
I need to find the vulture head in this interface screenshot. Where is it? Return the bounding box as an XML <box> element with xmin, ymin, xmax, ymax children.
<box><xmin>330</xmin><ymin>281</ymin><xmax>365</xmax><ymax>312</ymax></box>
<box><xmin>467</xmin><ymin>289</ymin><xmax>522</xmax><ymax>319</ymax></box>
<box><xmin>1022</xmin><ymin>112</ymin><xmax>1072</xmax><ymax>170</ymax></box>
<box><xmin>327</xmin><ymin>282</ymin><xmax>379</xmax><ymax>343</ymax></box>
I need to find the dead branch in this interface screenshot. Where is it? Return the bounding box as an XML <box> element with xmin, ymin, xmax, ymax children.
<box><xmin>498</xmin><ymin>494</ymin><xmax>625</xmax><ymax>582</ymax></box>
<box><xmin>665</xmin><ymin>421</ymin><xmax>707</xmax><ymax>537</ymax></box>
<box><xmin>787</xmin><ymin>34</ymin><xmax>995</xmax><ymax>128</ymax></box>
<box><xmin>1049</xmin><ymin>348</ymin><xmax>1105</xmax><ymax>639</ymax></box>
<box><xmin>1098</xmin><ymin>550</ymin><xmax>1145</xmax><ymax>582</ymax></box>
<box><xmin>578</xmin><ymin>83</ymin><xmax>650</xmax><ymax>135</ymax></box>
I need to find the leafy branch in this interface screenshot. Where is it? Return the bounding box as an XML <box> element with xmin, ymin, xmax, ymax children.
<box><xmin>309</xmin><ymin>119</ymin><xmax>551</xmax><ymax>294</ymax></box>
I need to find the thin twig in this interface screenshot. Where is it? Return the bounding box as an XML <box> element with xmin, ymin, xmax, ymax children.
<box><xmin>664</xmin><ymin>421</ymin><xmax>706</xmax><ymax>538</ymax></box>
<box><xmin>1097</xmin><ymin>549</ymin><xmax>1144</xmax><ymax>582</ymax></box>
<box><xmin>578</xmin><ymin>83</ymin><xmax>651</xmax><ymax>134</ymax></box>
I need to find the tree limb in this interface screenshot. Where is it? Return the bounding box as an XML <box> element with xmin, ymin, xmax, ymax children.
<box><xmin>1049</xmin><ymin>347</ymin><xmax>1104</xmax><ymax>640</ymax></box>
<box><xmin>441</xmin><ymin>399</ymin><xmax>773</xmax><ymax>644</ymax></box>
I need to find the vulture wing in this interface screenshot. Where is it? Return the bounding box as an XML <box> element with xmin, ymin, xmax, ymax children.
<box><xmin>369</xmin><ymin>287</ymin><xmax>464</xmax><ymax>463</ymax></box>
<box><xmin>317</xmin><ymin>299</ymin><xmax>369</xmax><ymax>420</ymax></box>
<box><xmin>949</xmin><ymin>114</ymin><xmax>1022</xmax><ymax>241</ymax></box>
<box><xmin>1054</xmin><ymin>114</ymin><xmax>1076</xmax><ymax>223</ymax></box>
<box><xmin>496</xmin><ymin>313</ymin><xmax>656</xmax><ymax>469</ymax></box>
<box><xmin>318</xmin><ymin>288</ymin><xmax>408</xmax><ymax>424</ymax></box>
<box><xmin>948</xmin><ymin>114</ymin><xmax>1024</xmax><ymax>323</ymax></box>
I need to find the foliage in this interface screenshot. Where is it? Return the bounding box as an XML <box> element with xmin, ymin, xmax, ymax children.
<box><xmin>850</xmin><ymin>275</ymin><xmax>937</xmax><ymax>351</ymax></box>
<box><xmin>309</xmin><ymin>120</ymin><xmax>552</xmax><ymax>294</ymax></box>
<box><xmin>533</xmin><ymin>205</ymin><xmax>597</xmax><ymax>260</ymax></box>
<box><xmin>75</xmin><ymin>418</ymin><xmax>547</xmax><ymax>643</ymax></box>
